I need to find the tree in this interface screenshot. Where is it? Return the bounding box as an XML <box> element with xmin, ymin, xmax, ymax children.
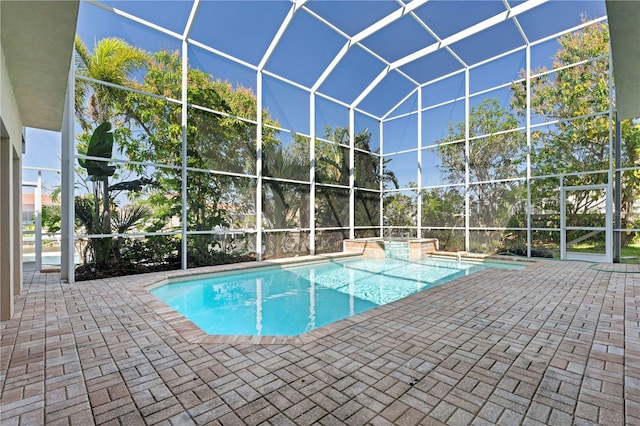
<box><xmin>512</xmin><ymin>20</ymin><xmax>640</xmax><ymax>246</ymax></box>
<box><xmin>262</xmin><ymin>142</ymin><xmax>309</xmax><ymax>257</ymax></box>
<box><xmin>73</xmin><ymin>122</ymin><xmax>151</xmax><ymax>272</ymax></box>
<box><xmin>314</xmin><ymin>126</ymin><xmax>397</xmax><ymax>231</ymax></box>
<box><xmin>512</xmin><ymin>21</ymin><xmax>611</xmax><ymax>184</ymax></box>
<box><xmin>421</xmin><ymin>187</ymin><xmax>465</xmax><ymax>250</ymax></box>
<box><xmin>74</xmin><ymin>37</ymin><xmax>151</xmax><ymax>200</ymax></box>
<box><xmin>383</xmin><ymin>192</ymin><xmax>416</xmax><ymax>237</ymax></box>
<box><xmin>77</xmin><ymin>122</ymin><xmax>117</xmax><ymax>265</ymax></box>
<box><xmin>114</xmin><ymin>49</ymin><xmax>280</xmax><ymax>264</ymax></box>
<box><xmin>74</xmin><ymin>36</ymin><xmax>149</xmax><ymax>133</ymax></box>
<box><xmin>73</xmin><ymin>37</ymin><xmax>163</xmax><ymax>276</ymax></box>
<box><xmin>438</xmin><ymin>98</ymin><xmax>527</xmax><ymax>248</ymax></box>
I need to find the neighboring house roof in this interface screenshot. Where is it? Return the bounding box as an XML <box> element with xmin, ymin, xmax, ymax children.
<box><xmin>22</xmin><ymin>193</ymin><xmax>58</xmax><ymax>208</ymax></box>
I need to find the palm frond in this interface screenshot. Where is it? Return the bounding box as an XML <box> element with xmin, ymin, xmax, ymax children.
<box><xmin>74</xmin><ymin>197</ymin><xmax>102</xmax><ymax>234</ymax></box>
<box><xmin>111</xmin><ymin>205</ymin><xmax>150</xmax><ymax>234</ymax></box>
<box><xmin>91</xmin><ymin>37</ymin><xmax>149</xmax><ymax>85</ymax></box>
<box><xmin>74</xmin><ymin>35</ymin><xmax>90</xmax><ymax>73</ymax></box>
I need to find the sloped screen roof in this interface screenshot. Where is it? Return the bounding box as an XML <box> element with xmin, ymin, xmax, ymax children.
<box><xmin>80</xmin><ymin>0</ymin><xmax>607</xmax><ymax>118</ymax></box>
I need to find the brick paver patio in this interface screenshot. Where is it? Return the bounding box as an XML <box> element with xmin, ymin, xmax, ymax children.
<box><xmin>1</xmin><ymin>258</ymin><xmax>639</xmax><ymax>425</ymax></box>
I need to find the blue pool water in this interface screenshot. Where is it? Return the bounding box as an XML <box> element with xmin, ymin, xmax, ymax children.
<box><xmin>151</xmin><ymin>257</ymin><xmax>524</xmax><ymax>336</ymax></box>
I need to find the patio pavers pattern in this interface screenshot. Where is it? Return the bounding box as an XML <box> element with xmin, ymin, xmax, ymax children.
<box><xmin>1</xmin><ymin>259</ymin><xmax>640</xmax><ymax>425</ymax></box>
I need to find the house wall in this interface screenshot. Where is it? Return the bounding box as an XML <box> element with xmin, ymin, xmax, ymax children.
<box><xmin>1</xmin><ymin>45</ymin><xmax>24</xmax><ymax>320</ymax></box>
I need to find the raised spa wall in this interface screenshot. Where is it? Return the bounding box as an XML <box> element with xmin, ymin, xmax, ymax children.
<box><xmin>343</xmin><ymin>238</ymin><xmax>439</xmax><ymax>260</ymax></box>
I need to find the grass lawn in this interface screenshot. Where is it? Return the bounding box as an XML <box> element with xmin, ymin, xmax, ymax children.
<box><xmin>621</xmin><ymin>241</ymin><xmax>640</xmax><ymax>263</ymax></box>
<box><xmin>567</xmin><ymin>240</ymin><xmax>640</xmax><ymax>264</ymax></box>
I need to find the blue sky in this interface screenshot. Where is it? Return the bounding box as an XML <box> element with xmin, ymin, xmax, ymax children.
<box><xmin>26</xmin><ymin>0</ymin><xmax>608</xmax><ymax>190</ymax></box>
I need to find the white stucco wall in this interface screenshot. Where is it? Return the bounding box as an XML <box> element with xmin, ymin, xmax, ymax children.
<box><xmin>1</xmin><ymin>43</ymin><xmax>24</xmax><ymax>320</ymax></box>
<box><xmin>1</xmin><ymin>45</ymin><xmax>24</xmax><ymax>146</ymax></box>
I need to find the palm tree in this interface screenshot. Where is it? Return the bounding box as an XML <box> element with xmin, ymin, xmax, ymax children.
<box><xmin>73</xmin><ymin>37</ymin><xmax>148</xmax><ymax>274</ymax></box>
<box><xmin>74</xmin><ymin>36</ymin><xmax>149</xmax><ymax>132</ymax></box>
<box><xmin>315</xmin><ymin>127</ymin><xmax>398</xmax><ymax>230</ymax></box>
<box><xmin>74</xmin><ymin>198</ymin><xmax>149</xmax><ymax>267</ymax></box>
<box><xmin>262</xmin><ymin>144</ymin><xmax>309</xmax><ymax>257</ymax></box>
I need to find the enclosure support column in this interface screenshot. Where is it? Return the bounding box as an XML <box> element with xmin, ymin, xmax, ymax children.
<box><xmin>256</xmin><ymin>72</ymin><xmax>263</xmax><ymax>262</ymax></box>
<box><xmin>180</xmin><ymin>39</ymin><xmax>188</xmax><ymax>270</ymax></box>
<box><xmin>614</xmin><ymin>112</ymin><xmax>621</xmax><ymax>263</ymax></box>
<box><xmin>416</xmin><ymin>87</ymin><xmax>422</xmax><ymax>239</ymax></box>
<box><xmin>349</xmin><ymin>108</ymin><xmax>355</xmax><ymax>240</ymax></box>
<box><xmin>379</xmin><ymin>120</ymin><xmax>384</xmax><ymax>238</ymax></box>
<box><xmin>255</xmin><ymin>1</ymin><xmax>302</xmax><ymax>260</ymax></box>
<box><xmin>464</xmin><ymin>68</ymin><xmax>470</xmax><ymax>252</ymax></box>
<box><xmin>309</xmin><ymin>93</ymin><xmax>316</xmax><ymax>255</ymax></box>
<box><xmin>35</xmin><ymin>170</ymin><xmax>42</xmax><ymax>271</ymax></box>
<box><xmin>525</xmin><ymin>45</ymin><xmax>532</xmax><ymax>258</ymax></box>
<box><xmin>179</xmin><ymin>2</ymin><xmax>200</xmax><ymax>267</ymax></box>
<box><xmin>61</xmin><ymin>64</ymin><xmax>75</xmax><ymax>283</ymax></box>
<box><xmin>559</xmin><ymin>177</ymin><xmax>565</xmax><ymax>258</ymax></box>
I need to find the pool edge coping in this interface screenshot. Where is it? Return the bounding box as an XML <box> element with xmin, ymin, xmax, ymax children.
<box><xmin>137</xmin><ymin>253</ymin><xmax>543</xmax><ymax>346</ymax></box>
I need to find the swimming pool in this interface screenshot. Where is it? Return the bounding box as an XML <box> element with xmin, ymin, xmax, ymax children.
<box><xmin>150</xmin><ymin>257</ymin><xmax>524</xmax><ymax>336</ymax></box>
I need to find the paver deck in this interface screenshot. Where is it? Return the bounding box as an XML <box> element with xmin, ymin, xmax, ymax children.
<box><xmin>1</xmin><ymin>259</ymin><xmax>639</xmax><ymax>425</ymax></box>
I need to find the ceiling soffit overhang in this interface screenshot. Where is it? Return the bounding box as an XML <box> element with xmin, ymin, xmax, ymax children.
<box><xmin>1</xmin><ymin>1</ymin><xmax>80</xmax><ymax>131</ymax></box>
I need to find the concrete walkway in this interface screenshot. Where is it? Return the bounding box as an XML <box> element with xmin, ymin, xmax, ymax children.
<box><xmin>1</xmin><ymin>259</ymin><xmax>639</xmax><ymax>425</ymax></box>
